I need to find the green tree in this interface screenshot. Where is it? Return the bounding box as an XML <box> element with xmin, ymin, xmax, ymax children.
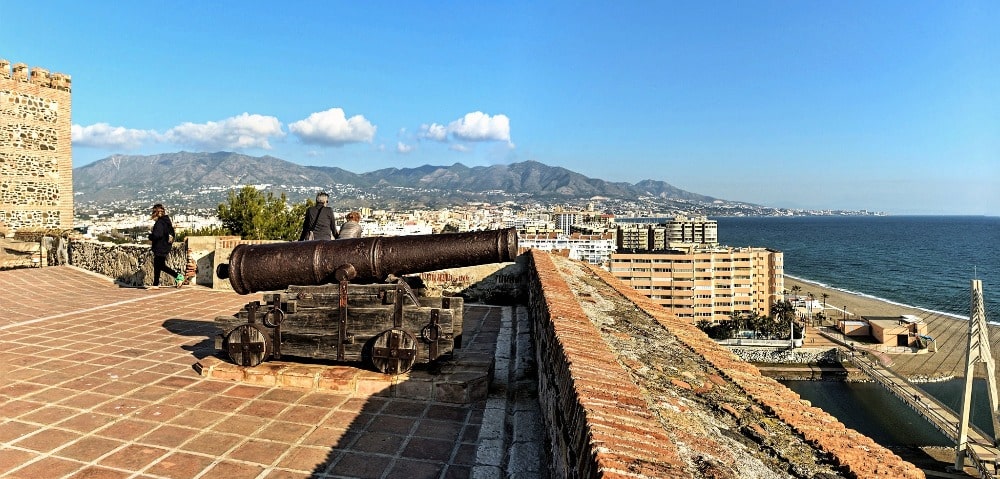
<box><xmin>175</xmin><ymin>225</ymin><xmax>231</xmax><ymax>242</ymax></box>
<box><xmin>217</xmin><ymin>186</ymin><xmax>310</xmax><ymax>240</ymax></box>
<box><xmin>790</xmin><ymin>284</ymin><xmax>802</xmax><ymax>301</ymax></box>
<box><xmin>769</xmin><ymin>299</ymin><xmax>797</xmax><ymax>339</ymax></box>
<box><xmin>770</xmin><ymin>299</ymin><xmax>796</xmax><ymax>323</ymax></box>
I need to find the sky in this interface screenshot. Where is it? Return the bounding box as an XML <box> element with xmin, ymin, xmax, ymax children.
<box><xmin>1</xmin><ymin>1</ymin><xmax>997</xmax><ymax>215</ymax></box>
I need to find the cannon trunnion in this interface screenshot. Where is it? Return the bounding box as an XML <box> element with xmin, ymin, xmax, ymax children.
<box><xmin>215</xmin><ymin>282</ymin><xmax>463</xmax><ymax>374</ymax></box>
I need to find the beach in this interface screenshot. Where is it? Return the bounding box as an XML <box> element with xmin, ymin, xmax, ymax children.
<box><xmin>784</xmin><ymin>276</ymin><xmax>995</xmax><ymax>380</ymax></box>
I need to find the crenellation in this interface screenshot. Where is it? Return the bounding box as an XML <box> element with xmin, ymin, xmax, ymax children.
<box><xmin>0</xmin><ymin>59</ymin><xmax>72</xmax><ymax>92</ymax></box>
<box><xmin>29</xmin><ymin>66</ymin><xmax>50</xmax><ymax>87</ymax></box>
<box><xmin>50</xmin><ymin>72</ymin><xmax>71</xmax><ymax>91</ymax></box>
<box><xmin>0</xmin><ymin>55</ymin><xmax>72</xmax><ymax>233</ymax></box>
<box><xmin>12</xmin><ymin>62</ymin><xmax>28</xmax><ymax>82</ymax></box>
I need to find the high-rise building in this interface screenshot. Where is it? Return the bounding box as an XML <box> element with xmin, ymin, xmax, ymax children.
<box><xmin>609</xmin><ymin>246</ymin><xmax>783</xmax><ymax>322</ymax></box>
<box><xmin>616</xmin><ymin>215</ymin><xmax>718</xmax><ymax>251</ymax></box>
<box><xmin>664</xmin><ymin>215</ymin><xmax>717</xmax><ymax>245</ymax></box>
<box><xmin>0</xmin><ymin>59</ymin><xmax>73</xmax><ymax>232</ymax></box>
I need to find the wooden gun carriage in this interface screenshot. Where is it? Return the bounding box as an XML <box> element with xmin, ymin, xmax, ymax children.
<box><xmin>213</xmin><ymin>228</ymin><xmax>517</xmax><ymax>374</ymax></box>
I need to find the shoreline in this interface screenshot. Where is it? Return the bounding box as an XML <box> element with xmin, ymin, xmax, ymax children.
<box><xmin>783</xmin><ymin>275</ymin><xmax>995</xmax><ymax>380</ymax></box>
<box><xmin>783</xmin><ymin>274</ymin><xmax>966</xmax><ymax>322</ymax></box>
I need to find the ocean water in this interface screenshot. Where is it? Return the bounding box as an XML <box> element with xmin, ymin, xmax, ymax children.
<box><xmin>718</xmin><ymin>215</ymin><xmax>1000</xmax><ymax>449</ymax></box>
<box><xmin>715</xmin><ymin>216</ymin><xmax>1000</xmax><ymax>321</ymax></box>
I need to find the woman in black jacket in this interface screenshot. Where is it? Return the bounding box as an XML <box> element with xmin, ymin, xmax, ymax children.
<box><xmin>148</xmin><ymin>203</ymin><xmax>184</xmax><ymax>289</ymax></box>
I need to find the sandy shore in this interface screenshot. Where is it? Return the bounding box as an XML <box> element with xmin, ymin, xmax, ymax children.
<box><xmin>784</xmin><ymin>275</ymin><xmax>995</xmax><ymax>380</ymax></box>
<box><xmin>782</xmin><ymin>276</ymin><xmax>949</xmax><ymax>323</ymax></box>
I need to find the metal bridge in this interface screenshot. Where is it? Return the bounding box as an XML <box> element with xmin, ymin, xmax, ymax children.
<box><xmin>847</xmin><ymin>351</ymin><xmax>1000</xmax><ymax>478</ymax></box>
<box><xmin>813</xmin><ymin>280</ymin><xmax>1000</xmax><ymax>478</ymax></box>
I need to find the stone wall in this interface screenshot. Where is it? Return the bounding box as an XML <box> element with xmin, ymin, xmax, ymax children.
<box><xmin>526</xmin><ymin>251</ymin><xmax>682</xmax><ymax>478</ymax></box>
<box><xmin>523</xmin><ymin>249</ymin><xmax>924</xmax><ymax>478</ymax></box>
<box><xmin>0</xmin><ymin>58</ymin><xmax>72</xmax><ymax>233</ymax></box>
<box><xmin>729</xmin><ymin>346</ymin><xmax>841</xmax><ymax>365</ymax></box>
<box><xmin>69</xmin><ymin>240</ymin><xmax>186</xmax><ymax>287</ymax></box>
<box><xmin>584</xmin><ymin>261</ymin><xmax>924</xmax><ymax>479</ymax></box>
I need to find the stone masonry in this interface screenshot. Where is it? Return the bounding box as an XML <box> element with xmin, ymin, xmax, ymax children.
<box><xmin>0</xmin><ymin>57</ymin><xmax>73</xmax><ymax>233</ymax></box>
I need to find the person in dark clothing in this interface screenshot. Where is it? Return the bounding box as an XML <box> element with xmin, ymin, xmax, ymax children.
<box><xmin>148</xmin><ymin>203</ymin><xmax>184</xmax><ymax>289</ymax></box>
<box><xmin>299</xmin><ymin>192</ymin><xmax>338</xmax><ymax>240</ymax></box>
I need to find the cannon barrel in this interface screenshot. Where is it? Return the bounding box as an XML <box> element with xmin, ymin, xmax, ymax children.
<box><xmin>217</xmin><ymin>228</ymin><xmax>518</xmax><ymax>295</ymax></box>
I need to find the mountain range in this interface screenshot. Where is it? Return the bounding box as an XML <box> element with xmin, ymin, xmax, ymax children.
<box><xmin>73</xmin><ymin>151</ymin><xmax>731</xmax><ymax>212</ymax></box>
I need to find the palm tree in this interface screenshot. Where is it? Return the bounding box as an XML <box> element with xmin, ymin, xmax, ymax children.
<box><xmin>770</xmin><ymin>299</ymin><xmax>797</xmax><ymax>341</ymax></box>
<box><xmin>820</xmin><ymin>293</ymin><xmax>830</xmax><ymax>325</ymax></box>
<box><xmin>790</xmin><ymin>285</ymin><xmax>802</xmax><ymax>301</ymax></box>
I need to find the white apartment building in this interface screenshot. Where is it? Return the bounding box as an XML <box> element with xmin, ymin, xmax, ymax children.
<box><xmin>519</xmin><ymin>232</ymin><xmax>616</xmax><ymax>266</ymax></box>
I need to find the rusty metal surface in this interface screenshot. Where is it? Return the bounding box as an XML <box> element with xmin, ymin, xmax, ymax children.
<box><xmin>218</xmin><ymin>228</ymin><xmax>518</xmax><ymax>295</ymax></box>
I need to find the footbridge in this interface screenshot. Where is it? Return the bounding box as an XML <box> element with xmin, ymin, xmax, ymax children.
<box><xmin>847</xmin><ymin>351</ymin><xmax>1000</xmax><ymax>478</ymax></box>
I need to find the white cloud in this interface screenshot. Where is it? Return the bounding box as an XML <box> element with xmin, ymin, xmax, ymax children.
<box><xmin>397</xmin><ymin>142</ymin><xmax>414</xmax><ymax>154</ymax></box>
<box><xmin>289</xmin><ymin>108</ymin><xmax>376</xmax><ymax>146</ymax></box>
<box><xmin>419</xmin><ymin>123</ymin><xmax>448</xmax><ymax>142</ymax></box>
<box><xmin>71</xmin><ymin>123</ymin><xmax>160</xmax><ymax>149</ymax></box>
<box><xmin>449</xmin><ymin>144</ymin><xmax>471</xmax><ymax>152</ymax></box>
<box><xmin>448</xmin><ymin>111</ymin><xmax>511</xmax><ymax>143</ymax></box>
<box><xmin>164</xmin><ymin>113</ymin><xmax>283</xmax><ymax>150</ymax></box>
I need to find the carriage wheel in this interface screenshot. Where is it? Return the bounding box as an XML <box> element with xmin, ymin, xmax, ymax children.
<box><xmin>223</xmin><ymin>324</ymin><xmax>272</xmax><ymax>367</ymax></box>
<box><xmin>369</xmin><ymin>328</ymin><xmax>417</xmax><ymax>374</ymax></box>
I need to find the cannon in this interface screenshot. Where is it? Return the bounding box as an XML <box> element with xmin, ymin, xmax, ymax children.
<box><xmin>214</xmin><ymin>228</ymin><xmax>518</xmax><ymax>373</ymax></box>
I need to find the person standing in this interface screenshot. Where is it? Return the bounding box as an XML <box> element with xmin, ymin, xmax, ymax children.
<box><xmin>148</xmin><ymin>203</ymin><xmax>184</xmax><ymax>289</ymax></box>
<box><xmin>337</xmin><ymin>211</ymin><xmax>364</xmax><ymax>239</ymax></box>
<box><xmin>299</xmin><ymin>192</ymin><xmax>337</xmax><ymax>240</ymax></box>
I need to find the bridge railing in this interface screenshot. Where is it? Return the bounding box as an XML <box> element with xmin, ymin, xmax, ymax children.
<box><xmin>845</xmin><ymin>350</ymin><xmax>999</xmax><ymax>478</ymax></box>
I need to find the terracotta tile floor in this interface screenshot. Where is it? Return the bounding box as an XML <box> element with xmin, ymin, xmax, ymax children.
<box><xmin>0</xmin><ymin>266</ymin><xmax>493</xmax><ymax>478</ymax></box>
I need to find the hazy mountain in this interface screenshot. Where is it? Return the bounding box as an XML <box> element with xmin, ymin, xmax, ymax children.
<box><xmin>73</xmin><ymin>151</ymin><xmax>721</xmax><ymax>209</ymax></box>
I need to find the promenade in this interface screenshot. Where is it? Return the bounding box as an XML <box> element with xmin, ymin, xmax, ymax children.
<box><xmin>785</xmin><ymin>277</ymin><xmax>1000</xmax><ymax>381</ymax></box>
<box><xmin>0</xmin><ymin>266</ymin><xmax>541</xmax><ymax>479</ymax></box>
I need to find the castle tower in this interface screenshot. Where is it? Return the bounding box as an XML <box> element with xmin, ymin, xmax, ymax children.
<box><xmin>0</xmin><ymin>58</ymin><xmax>73</xmax><ymax>233</ymax></box>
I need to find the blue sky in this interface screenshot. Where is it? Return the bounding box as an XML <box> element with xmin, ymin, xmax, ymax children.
<box><xmin>2</xmin><ymin>1</ymin><xmax>997</xmax><ymax>215</ymax></box>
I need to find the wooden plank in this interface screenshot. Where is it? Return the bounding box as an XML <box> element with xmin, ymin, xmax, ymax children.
<box><xmin>214</xmin><ymin>290</ymin><xmax>462</xmax><ymax>364</ymax></box>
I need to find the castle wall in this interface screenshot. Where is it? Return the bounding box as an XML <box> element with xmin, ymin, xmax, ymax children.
<box><xmin>0</xmin><ymin>58</ymin><xmax>73</xmax><ymax>233</ymax></box>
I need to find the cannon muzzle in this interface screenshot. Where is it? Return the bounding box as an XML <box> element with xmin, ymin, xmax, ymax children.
<box><xmin>217</xmin><ymin>228</ymin><xmax>519</xmax><ymax>295</ymax></box>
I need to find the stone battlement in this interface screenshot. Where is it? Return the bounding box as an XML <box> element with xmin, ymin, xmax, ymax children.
<box><xmin>0</xmin><ymin>59</ymin><xmax>72</xmax><ymax>92</ymax></box>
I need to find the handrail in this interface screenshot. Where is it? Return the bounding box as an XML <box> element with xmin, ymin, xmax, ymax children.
<box><xmin>846</xmin><ymin>351</ymin><xmax>998</xmax><ymax>478</ymax></box>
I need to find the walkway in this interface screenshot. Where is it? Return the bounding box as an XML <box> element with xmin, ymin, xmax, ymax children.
<box><xmin>0</xmin><ymin>266</ymin><xmax>541</xmax><ymax>479</ymax></box>
<box><xmin>848</xmin><ymin>352</ymin><xmax>999</xmax><ymax>478</ymax></box>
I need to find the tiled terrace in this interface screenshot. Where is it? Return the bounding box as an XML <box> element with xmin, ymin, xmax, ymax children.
<box><xmin>0</xmin><ymin>266</ymin><xmax>522</xmax><ymax>479</ymax></box>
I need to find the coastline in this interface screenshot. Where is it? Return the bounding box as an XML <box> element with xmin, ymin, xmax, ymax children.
<box><xmin>783</xmin><ymin>275</ymin><xmax>997</xmax><ymax>380</ymax></box>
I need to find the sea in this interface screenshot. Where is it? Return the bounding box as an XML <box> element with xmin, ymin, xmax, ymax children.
<box><xmin>715</xmin><ymin>215</ymin><xmax>999</xmax><ymax>321</ymax></box>
<box><xmin>713</xmin><ymin>215</ymin><xmax>1000</xmax><ymax>451</ymax></box>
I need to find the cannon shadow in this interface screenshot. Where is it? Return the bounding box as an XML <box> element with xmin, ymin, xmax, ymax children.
<box><xmin>305</xmin><ymin>303</ymin><xmax>508</xmax><ymax>477</ymax></box>
<box><xmin>161</xmin><ymin>318</ymin><xmax>224</xmax><ymax>360</ymax></box>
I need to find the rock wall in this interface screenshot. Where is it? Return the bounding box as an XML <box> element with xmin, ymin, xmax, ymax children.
<box><xmin>0</xmin><ymin>58</ymin><xmax>73</xmax><ymax>232</ymax></box>
<box><xmin>69</xmin><ymin>240</ymin><xmax>186</xmax><ymax>287</ymax></box>
<box><xmin>729</xmin><ymin>347</ymin><xmax>841</xmax><ymax>365</ymax></box>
